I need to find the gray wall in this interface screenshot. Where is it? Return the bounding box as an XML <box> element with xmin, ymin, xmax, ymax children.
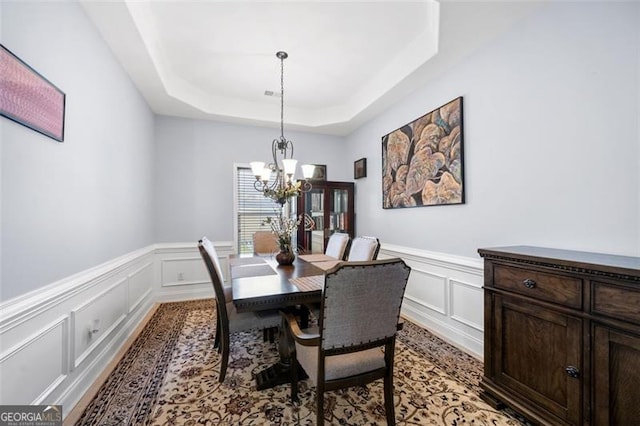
<box><xmin>2</xmin><ymin>1</ymin><xmax>638</xmax><ymax>303</ymax></box>
<box><xmin>1</xmin><ymin>2</ymin><xmax>155</xmax><ymax>301</ymax></box>
<box><xmin>346</xmin><ymin>2</ymin><xmax>640</xmax><ymax>258</ymax></box>
<box><xmin>154</xmin><ymin>116</ymin><xmax>347</xmax><ymax>243</ymax></box>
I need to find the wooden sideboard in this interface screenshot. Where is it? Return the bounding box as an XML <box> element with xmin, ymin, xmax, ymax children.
<box><xmin>478</xmin><ymin>246</ymin><xmax>640</xmax><ymax>425</ymax></box>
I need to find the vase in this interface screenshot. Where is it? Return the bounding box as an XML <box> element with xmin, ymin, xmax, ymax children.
<box><xmin>275</xmin><ymin>250</ymin><xmax>295</xmax><ymax>266</ymax></box>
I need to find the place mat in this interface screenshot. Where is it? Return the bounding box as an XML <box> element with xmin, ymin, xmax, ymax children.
<box><xmin>299</xmin><ymin>253</ymin><xmax>337</xmax><ymax>262</ymax></box>
<box><xmin>230</xmin><ymin>264</ymin><xmax>276</xmax><ymax>278</ymax></box>
<box><xmin>289</xmin><ymin>275</ymin><xmax>324</xmax><ymax>292</ymax></box>
<box><xmin>228</xmin><ymin>257</ymin><xmax>267</xmax><ymax>267</ymax></box>
<box><xmin>311</xmin><ymin>260</ymin><xmax>343</xmax><ymax>271</ymax></box>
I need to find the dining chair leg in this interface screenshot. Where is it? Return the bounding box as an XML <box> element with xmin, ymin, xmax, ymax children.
<box><xmin>384</xmin><ymin>371</ymin><xmax>396</xmax><ymax>426</ymax></box>
<box><xmin>218</xmin><ymin>334</ymin><xmax>230</xmax><ymax>383</ymax></box>
<box><xmin>290</xmin><ymin>359</ymin><xmax>299</xmax><ymax>402</ymax></box>
<box><xmin>213</xmin><ymin>311</ymin><xmax>221</xmax><ymax>349</ymax></box>
<box><xmin>261</xmin><ymin>326</ymin><xmax>277</xmax><ymax>343</ymax></box>
<box><xmin>316</xmin><ymin>384</ymin><xmax>325</xmax><ymax>425</ymax></box>
<box><xmin>384</xmin><ymin>341</ymin><xmax>396</xmax><ymax>426</ymax></box>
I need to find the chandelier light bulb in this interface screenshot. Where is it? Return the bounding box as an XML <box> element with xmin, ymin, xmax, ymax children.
<box><xmin>301</xmin><ymin>164</ymin><xmax>315</xmax><ymax>180</ymax></box>
<box><xmin>250</xmin><ymin>161</ymin><xmax>265</xmax><ymax>178</ymax></box>
<box><xmin>260</xmin><ymin>167</ymin><xmax>272</xmax><ymax>183</ymax></box>
<box><xmin>282</xmin><ymin>159</ymin><xmax>297</xmax><ymax>177</ymax></box>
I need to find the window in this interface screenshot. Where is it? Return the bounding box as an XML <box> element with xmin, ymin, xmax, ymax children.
<box><xmin>235</xmin><ymin>165</ymin><xmax>280</xmax><ymax>255</ymax></box>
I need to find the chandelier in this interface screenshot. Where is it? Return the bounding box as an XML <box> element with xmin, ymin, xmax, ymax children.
<box><xmin>250</xmin><ymin>51</ymin><xmax>314</xmax><ymax>206</ymax></box>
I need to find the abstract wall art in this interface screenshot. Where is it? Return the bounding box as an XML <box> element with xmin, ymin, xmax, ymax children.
<box><xmin>0</xmin><ymin>44</ymin><xmax>66</xmax><ymax>142</ymax></box>
<box><xmin>382</xmin><ymin>97</ymin><xmax>464</xmax><ymax>209</ymax></box>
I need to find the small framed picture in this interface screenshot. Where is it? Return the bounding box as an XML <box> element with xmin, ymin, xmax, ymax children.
<box><xmin>354</xmin><ymin>158</ymin><xmax>367</xmax><ymax>179</ymax></box>
<box><xmin>310</xmin><ymin>164</ymin><xmax>326</xmax><ymax>181</ymax></box>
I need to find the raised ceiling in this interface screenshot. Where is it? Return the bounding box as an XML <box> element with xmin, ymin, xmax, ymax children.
<box><xmin>81</xmin><ymin>1</ymin><xmax>542</xmax><ymax>136</ymax></box>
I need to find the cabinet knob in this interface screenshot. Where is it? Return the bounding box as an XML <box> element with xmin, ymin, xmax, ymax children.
<box><xmin>522</xmin><ymin>279</ymin><xmax>537</xmax><ymax>289</ymax></box>
<box><xmin>565</xmin><ymin>366</ymin><xmax>580</xmax><ymax>378</ymax></box>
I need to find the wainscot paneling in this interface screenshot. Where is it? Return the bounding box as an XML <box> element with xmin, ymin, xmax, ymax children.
<box><xmin>0</xmin><ymin>246</ymin><xmax>157</xmax><ymax>414</ymax></box>
<box><xmin>0</xmin><ymin>240</ymin><xmax>483</xmax><ymax>418</ymax></box>
<box><xmin>128</xmin><ymin>262</ymin><xmax>154</xmax><ymax>313</ymax></box>
<box><xmin>380</xmin><ymin>244</ymin><xmax>484</xmax><ymax>359</ymax></box>
<box><xmin>154</xmin><ymin>241</ymin><xmax>233</xmax><ymax>302</ymax></box>
<box><xmin>70</xmin><ymin>278</ymin><xmax>128</xmax><ymax>369</ymax></box>
<box><xmin>0</xmin><ymin>316</ymin><xmax>68</xmax><ymax>405</ymax></box>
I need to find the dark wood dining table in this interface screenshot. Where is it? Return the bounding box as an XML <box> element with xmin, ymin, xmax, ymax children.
<box><xmin>230</xmin><ymin>254</ymin><xmax>325</xmax><ymax>390</ymax></box>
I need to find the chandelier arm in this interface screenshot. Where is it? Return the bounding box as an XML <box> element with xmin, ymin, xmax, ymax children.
<box><xmin>272</xmin><ymin>138</ymin><xmax>283</xmax><ymax>191</ymax></box>
<box><xmin>301</xmin><ymin>180</ymin><xmax>312</xmax><ymax>193</ymax></box>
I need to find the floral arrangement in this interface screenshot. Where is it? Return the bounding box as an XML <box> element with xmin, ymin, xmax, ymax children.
<box><xmin>264</xmin><ymin>180</ymin><xmax>302</xmax><ymax>205</ymax></box>
<box><xmin>264</xmin><ymin>213</ymin><xmax>302</xmax><ymax>253</ymax></box>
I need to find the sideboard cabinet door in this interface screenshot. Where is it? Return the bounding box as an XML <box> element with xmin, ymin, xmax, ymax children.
<box><xmin>593</xmin><ymin>325</ymin><xmax>640</xmax><ymax>425</ymax></box>
<box><xmin>487</xmin><ymin>294</ymin><xmax>582</xmax><ymax>424</ymax></box>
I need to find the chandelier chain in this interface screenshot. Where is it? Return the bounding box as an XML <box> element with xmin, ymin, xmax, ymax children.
<box><xmin>280</xmin><ymin>53</ymin><xmax>284</xmax><ymax>140</ymax></box>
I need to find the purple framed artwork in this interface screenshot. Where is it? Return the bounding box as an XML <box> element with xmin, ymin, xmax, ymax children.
<box><xmin>0</xmin><ymin>44</ymin><xmax>66</xmax><ymax>142</ymax></box>
<box><xmin>382</xmin><ymin>96</ymin><xmax>464</xmax><ymax>209</ymax></box>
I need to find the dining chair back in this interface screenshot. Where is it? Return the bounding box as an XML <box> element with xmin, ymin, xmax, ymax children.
<box><xmin>253</xmin><ymin>231</ymin><xmax>280</xmax><ymax>255</ymax></box>
<box><xmin>324</xmin><ymin>232</ymin><xmax>350</xmax><ymax>260</ymax></box>
<box><xmin>285</xmin><ymin>258</ymin><xmax>411</xmax><ymax>425</ymax></box>
<box><xmin>201</xmin><ymin>236</ymin><xmax>226</xmax><ymax>283</ymax></box>
<box><xmin>347</xmin><ymin>236</ymin><xmax>380</xmax><ymax>261</ymax></box>
<box><xmin>198</xmin><ymin>238</ymin><xmax>281</xmax><ymax>382</ymax></box>
<box><xmin>200</xmin><ymin>237</ymin><xmax>232</xmax><ymax>351</ymax></box>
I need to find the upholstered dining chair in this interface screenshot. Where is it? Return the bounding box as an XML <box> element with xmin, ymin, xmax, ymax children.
<box><xmin>198</xmin><ymin>238</ymin><xmax>281</xmax><ymax>382</ymax></box>
<box><xmin>284</xmin><ymin>258</ymin><xmax>411</xmax><ymax>425</ymax></box>
<box><xmin>347</xmin><ymin>236</ymin><xmax>380</xmax><ymax>261</ymax></box>
<box><xmin>324</xmin><ymin>232</ymin><xmax>350</xmax><ymax>260</ymax></box>
<box><xmin>253</xmin><ymin>231</ymin><xmax>280</xmax><ymax>255</ymax></box>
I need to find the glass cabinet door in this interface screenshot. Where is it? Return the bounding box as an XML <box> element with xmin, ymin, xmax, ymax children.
<box><xmin>297</xmin><ymin>181</ymin><xmax>354</xmax><ymax>254</ymax></box>
<box><xmin>300</xmin><ymin>188</ymin><xmax>326</xmax><ymax>253</ymax></box>
<box><xmin>329</xmin><ymin>188</ymin><xmax>350</xmax><ymax>236</ymax></box>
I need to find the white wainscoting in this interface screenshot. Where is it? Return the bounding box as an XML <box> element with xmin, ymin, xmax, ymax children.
<box><xmin>0</xmin><ymin>241</ymin><xmax>232</xmax><ymax>416</ymax></box>
<box><xmin>0</xmin><ymin>240</ymin><xmax>485</xmax><ymax>416</ymax></box>
<box><xmin>0</xmin><ymin>316</ymin><xmax>69</xmax><ymax>405</ymax></box>
<box><xmin>155</xmin><ymin>241</ymin><xmax>233</xmax><ymax>301</ymax></box>
<box><xmin>380</xmin><ymin>244</ymin><xmax>485</xmax><ymax>359</ymax></box>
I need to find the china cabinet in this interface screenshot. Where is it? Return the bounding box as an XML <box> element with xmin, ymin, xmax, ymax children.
<box><xmin>296</xmin><ymin>181</ymin><xmax>354</xmax><ymax>253</ymax></box>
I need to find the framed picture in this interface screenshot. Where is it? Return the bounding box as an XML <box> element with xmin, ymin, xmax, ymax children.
<box><xmin>310</xmin><ymin>164</ymin><xmax>326</xmax><ymax>181</ymax></box>
<box><xmin>354</xmin><ymin>158</ymin><xmax>367</xmax><ymax>179</ymax></box>
<box><xmin>0</xmin><ymin>44</ymin><xmax>66</xmax><ymax>142</ymax></box>
<box><xmin>382</xmin><ymin>96</ymin><xmax>464</xmax><ymax>209</ymax></box>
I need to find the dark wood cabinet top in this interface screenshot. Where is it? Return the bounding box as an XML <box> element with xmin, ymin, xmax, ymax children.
<box><xmin>478</xmin><ymin>245</ymin><xmax>640</xmax><ymax>280</ymax></box>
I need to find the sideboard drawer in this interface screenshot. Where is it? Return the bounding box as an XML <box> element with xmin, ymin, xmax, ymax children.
<box><xmin>592</xmin><ymin>282</ymin><xmax>640</xmax><ymax>325</ymax></box>
<box><xmin>493</xmin><ymin>264</ymin><xmax>582</xmax><ymax>308</ymax></box>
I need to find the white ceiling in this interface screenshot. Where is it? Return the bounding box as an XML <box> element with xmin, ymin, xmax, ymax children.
<box><xmin>80</xmin><ymin>1</ymin><xmax>544</xmax><ymax>136</ymax></box>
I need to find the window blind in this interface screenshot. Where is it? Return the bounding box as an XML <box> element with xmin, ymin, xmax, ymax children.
<box><xmin>236</xmin><ymin>166</ymin><xmax>280</xmax><ymax>255</ymax></box>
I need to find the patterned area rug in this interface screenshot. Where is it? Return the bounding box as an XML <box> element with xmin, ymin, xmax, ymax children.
<box><xmin>73</xmin><ymin>300</ymin><xmax>525</xmax><ymax>425</ymax></box>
